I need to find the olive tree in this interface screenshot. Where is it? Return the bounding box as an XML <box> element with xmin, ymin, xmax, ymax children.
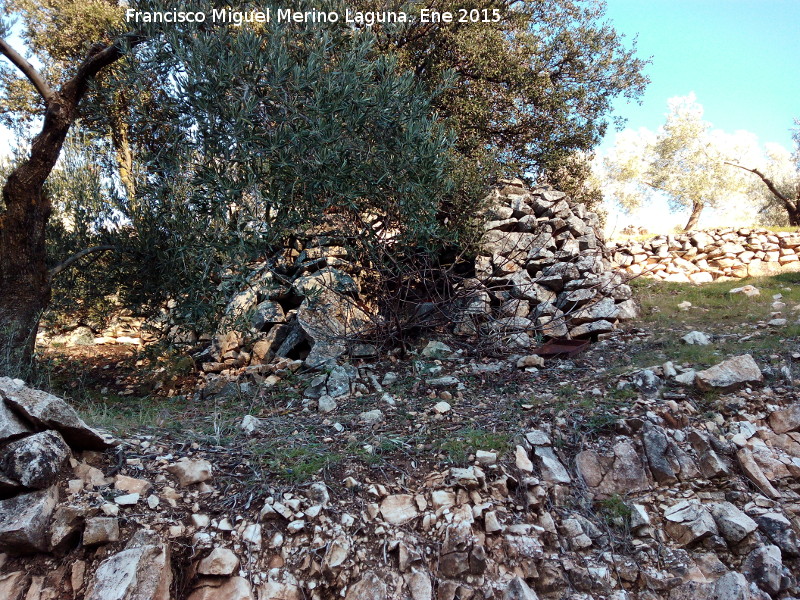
<box><xmin>603</xmin><ymin>94</ymin><xmax>753</xmax><ymax>231</ymax></box>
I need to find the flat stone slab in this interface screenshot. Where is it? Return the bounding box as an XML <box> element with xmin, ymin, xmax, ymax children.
<box><xmin>0</xmin><ymin>378</ymin><xmax>114</xmax><ymax>450</ymax></box>
<box><xmin>695</xmin><ymin>355</ymin><xmax>762</xmax><ymax>392</ymax></box>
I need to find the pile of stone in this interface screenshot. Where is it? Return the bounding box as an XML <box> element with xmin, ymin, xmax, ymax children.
<box><xmin>174</xmin><ymin>179</ymin><xmax>640</xmax><ymax>383</ymax></box>
<box><xmin>457</xmin><ymin>179</ymin><xmax>638</xmax><ymax>345</ymax></box>
<box><xmin>608</xmin><ymin>227</ymin><xmax>800</xmax><ymax>283</ymax></box>
<box><xmin>0</xmin><ymin>377</ymin><xmax>113</xmax><ymax>555</ymax></box>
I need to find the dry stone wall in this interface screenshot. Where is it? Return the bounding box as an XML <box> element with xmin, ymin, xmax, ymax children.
<box><xmin>608</xmin><ymin>228</ymin><xmax>800</xmax><ymax>283</ymax></box>
<box><xmin>464</xmin><ymin>179</ymin><xmax>638</xmax><ymax>346</ymax></box>
<box><xmin>38</xmin><ymin>180</ymin><xmax>641</xmax><ymax>374</ymax></box>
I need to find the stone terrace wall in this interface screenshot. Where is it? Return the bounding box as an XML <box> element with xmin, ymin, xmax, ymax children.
<box><xmin>608</xmin><ymin>228</ymin><xmax>800</xmax><ymax>283</ymax></box>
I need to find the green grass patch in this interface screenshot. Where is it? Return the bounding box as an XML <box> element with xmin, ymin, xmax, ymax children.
<box><xmin>437</xmin><ymin>428</ymin><xmax>511</xmax><ymax>465</ymax></box>
<box><xmin>250</xmin><ymin>441</ymin><xmax>342</xmax><ymax>483</ymax></box>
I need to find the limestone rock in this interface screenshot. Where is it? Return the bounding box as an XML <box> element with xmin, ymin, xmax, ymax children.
<box><xmin>730</xmin><ymin>285</ymin><xmax>760</xmax><ymax>297</ymax></box>
<box><xmin>345</xmin><ymin>572</ymin><xmax>386</xmax><ymax>600</ymax></box>
<box><xmin>380</xmin><ymin>494</ymin><xmax>418</xmax><ymax>525</ymax></box>
<box><xmin>83</xmin><ymin>517</ymin><xmax>120</xmax><ymax>546</ymax></box>
<box><xmin>405</xmin><ymin>570</ymin><xmax>432</xmax><ymax>600</ymax></box>
<box><xmin>641</xmin><ymin>424</ymin><xmax>676</xmax><ymax>484</ymax></box>
<box><xmin>569</xmin><ymin>319</ymin><xmax>615</xmax><ymax>338</ymax></box>
<box><xmin>515</xmin><ymin>445</ymin><xmax>533</xmax><ymax>472</ymax></box>
<box><xmin>737</xmin><ymin>448</ymin><xmax>781</xmax><ymax>499</ymax></box>
<box><xmin>0</xmin><ymin>400</ymin><xmax>30</xmax><ymax>443</ymax></box>
<box><xmin>742</xmin><ymin>544</ymin><xmax>791</xmax><ymax>596</ymax></box>
<box><xmin>0</xmin><ymin>572</ymin><xmax>29</xmax><ymax>600</ymax></box>
<box><xmin>681</xmin><ymin>331</ymin><xmax>711</xmax><ymax>345</ymax></box>
<box><xmin>258</xmin><ymin>579</ymin><xmax>301</xmax><ymax>600</ymax></box>
<box><xmin>251</xmin><ymin>300</ymin><xmax>285</xmax><ymax>330</ymax></box>
<box><xmin>533</xmin><ymin>446</ymin><xmax>571</xmax><ymax>483</ymax></box>
<box><xmin>516</xmin><ymin>354</ymin><xmax>545</xmax><ymax>369</ymax></box>
<box><xmin>317</xmin><ymin>395</ymin><xmax>337</xmax><ymax>413</ymax></box>
<box><xmin>0</xmin><ymin>378</ymin><xmax>112</xmax><ymax>450</ymax></box>
<box><xmin>503</xmin><ymin>576</ymin><xmax>539</xmax><ymax>599</ymax></box>
<box><xmin>663</xmin><ymin>500</ymin><xmax>718</xmax><ymax>547</ymax></box>
<box><xmin>167</xmin><ymin>457</ymin><xmax>212</xmax><ymax>486</ymax></box>
<box><xmin>0</xmin><ymin>430</ymin><xmax>71</xmax><ymax>489</ymax></box>
<box><xmin>576</xmin><ymin>441</ymin><xmax>649</xmax><ymax>498</ymax></box>
<box><xmin>188</xmin><ymin>577</ymin><xmax>254</xmax><ymax>600</ymax></box>
<box><xmin>198</xmin><ymin>547</ymin><xmax>239</xmax><ymax>576</ymax></box>
<box><xmin>708</xmin><ymin>502</ymin><xmax>757</xmax><ymax>543</ymax></box>
<box><xmin>50</xmin><ymin>504</ymin><xmax>89</xmax><ymax>551</ymax></box>
<box><xmin>695</xmin><ymin>354</ymin><xmax>762</xmax><ymax>392</ymax></box>
<box><xmin>297</xmin><ymin>288</ymin><xmax>371</xmax><ymax>368</ymax></box>
<box><xmin>421</xmin><ymin>341</ymin><xmax>452</xmax><ymax>358</ymax></box>
<box><xmin>324</xmin><ymin>534</ymin><xmax>350</xmax><ymax>568</ymax></box>
<box><xmin>756</xmin><ymin>512</ymin><xmax>800</xmax><ymax>557</ymax></box>
<box><xmin>114</xmin><ymin>475</ymin><xmax>152</xmax><ymax>496</ymax></box>
<box><xmin>85</xmin><ymin>530</ymin><xmax>171</xmax><ymax>600</ymax></box>
<box><xmin>0</xmin><ymin>486</ymin><xmax>58</xmax><ymax>553</ymax></box>
<box><xmin>768</xmin><ymin>403</ymin><xmax>800</xmax><ymax>434</ymax></box>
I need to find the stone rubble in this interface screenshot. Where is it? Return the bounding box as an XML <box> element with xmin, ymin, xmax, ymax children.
<box><xmin>1</xmin><ymin>369</ymin><xmax>800</xmax><ymax>600</ymax></box>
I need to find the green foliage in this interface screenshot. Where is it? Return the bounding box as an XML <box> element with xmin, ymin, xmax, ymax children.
<box><xmin>99</xmin><ymin>2</ymin><xmax>475</xmax><ymax>329</ymax></box>
<box><xmin>250</xmin><ymin>441</ymin><xmax>341</xmax><ymax>483</ymax></box>
<box><xmin>438</xmin><ymin>427</ymin><xmax>510</xmax><ymax>465</ymax></box>
<box><xmin>373</xmin><ymin>0</ymin><xmax>649</xmax><ymax>181</ymax></box>
<box><xmin>598</xmin><ymin>494</ymin><xmax>632</xmax><ymax>527</ymax></box>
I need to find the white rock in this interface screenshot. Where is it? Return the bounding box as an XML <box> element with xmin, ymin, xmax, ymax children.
<box><xmin>166</xmin><ymin>457</ymin><xmax>212</xmax><ymax>486</ymax></box>
<box><xmin>484</xmin><ymin>511</ymin><xmax>503</xmax><ymax>533</ymax></box>
<box><xmin>475</xmin><ymin>450</ymin><xmax>497</xmax><ymax>466</ymax></box>
<box><xmin>239</xmin><ymin>415</ymin><xmax>261</xmax><ymax>435</ymax></box>
<box><xmin>709</xmin><ymin>501</ymin><xmax>757</xmax><ymax>543</ymax></box>
<box><xmin>695</xmin><ymin>354</ymin><xmax>763</xmax><ymax>392</ymax></box>
<box><xmin>730</xmin><ymin>285</ymin><xmax>760</xmax><ymax>297</ymax></box>
<box><xmin>243</xmin><ymin>524</ymin><xmax>261</xmax><ymax>548</ymax></box>
<box><xmin>515</xmin><ymin>445</ymin><xmax>533</xmax><ymax>472</ymax></box>
<box><xmin>317</xmin><ymin>395</ymin><xmax>337</xmax><ymax>413</ymax></box>
<box><xmin>433</xmin><ymin>401</ymin><xmax>451</xmax><ymax>414</ymax></box>
<box><xmin>198</xmin><ymin>547</ymin><xmax>239</xmax><ymax>576</ymax></box>
<box><xmin>358</xmin><ymin>410</ymin><xmax>383</xmax><ymax>424</ymax></box>
<box><xmin>681</xmin><ymin>331</ymin><xmax>710</xmax><ymax>345</ymax></box>
<box><xmin>286</xmin><ymin>520</ymin><xmax>305</xmax><ymax>533</ymax></box>
<box><xmin>114</xmin><ymin>493</ymin><xmax>140</xmax><ymax>506</ymax></box>
<box><xmin>380</xmin><ymin>495</ymin><xmax>418</xmax><ymax>525</ymax></box>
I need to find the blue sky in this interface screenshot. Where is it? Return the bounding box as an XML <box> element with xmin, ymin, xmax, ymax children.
<box><xmin>600</xmin><ymin>0</ymin><xmax>800</xmax><ymax>151</ymax></box>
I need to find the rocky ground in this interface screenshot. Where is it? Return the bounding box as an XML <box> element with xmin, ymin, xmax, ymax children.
<box><xmin>2</xmin><ymin>274</ymin><xmax>800</xmax><ymax>600</ymax></box>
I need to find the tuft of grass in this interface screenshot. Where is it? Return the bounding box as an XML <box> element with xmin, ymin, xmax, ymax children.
<box><xmin>250</xmin><ymin>441</ymin><xmax>342</xmax><ymax>483</ymax></box>
<box><xmin>598</xmin><ymin>494</ymin><xmax>632</xmax><ymax>528</ymax></box>
<box><xmin>437</xmin><ymin>428</ymin><xmax>511</xmax><ymax>466</ymax></box>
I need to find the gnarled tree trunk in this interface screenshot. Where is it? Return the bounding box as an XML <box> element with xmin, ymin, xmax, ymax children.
<box><xmin>682</xmin><ymin>201</ymin><xmax>703</xmax><ymax>232</ymax></box>
<box><xmin>0</xmin><ymin>36</ymin><xmax>139</xmax><ymax>374</ymax></box>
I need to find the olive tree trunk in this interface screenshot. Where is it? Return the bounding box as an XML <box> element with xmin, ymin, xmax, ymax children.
<box><xmin>0</xmin><ymin>37</ymin><xmax>138</xmax><ymax>374</ymax></box>
<box><xmin>682</xmin><ymin>201</ymin><xmax>704</xmax><ymax>232</ymax></box>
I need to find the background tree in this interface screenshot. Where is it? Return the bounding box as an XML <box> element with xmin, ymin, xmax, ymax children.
<box><xmin>725</xmin><ymin>120</ymin><xmax>800</xmax><ymax>226</ymax></box>
<box><xmin>602</xmin><ymin>93</ymin><xmax>753</xmax><ymax>231</ymax></box>
<box><xmin>0</xmin><ymin>2</ymin><xmax>140</xmax><ymax>373</ymax></box>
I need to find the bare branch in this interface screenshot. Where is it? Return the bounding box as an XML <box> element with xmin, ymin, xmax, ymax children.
<box><xmin>0</xmin><ymin>37</ymin><xmax>55</xmax><ymax>103</ymax></box>
<box><xmin>49</xmin><ymin>245</ymin><xmax>115</xmax><ymax>280</ymax></box>
<box><xmin>724</xmin><ymin>161</ymin><xmax>797</xmax><ymax>212</ymax></box>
